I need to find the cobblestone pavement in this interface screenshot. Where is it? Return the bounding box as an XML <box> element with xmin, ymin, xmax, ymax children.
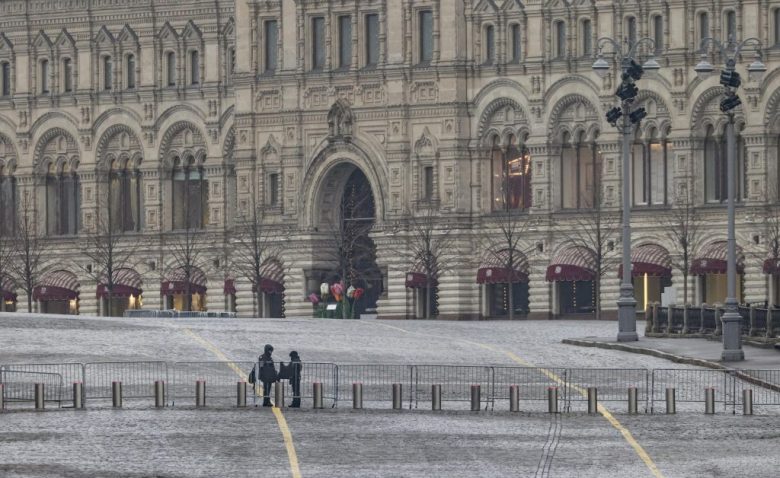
<box><xmin>1</xmin><ymin>313</ymin><xmax>780</xmax><ymax>477</ymax></box>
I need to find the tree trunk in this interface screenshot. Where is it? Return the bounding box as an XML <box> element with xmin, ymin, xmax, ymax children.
<box><xmin>683</xmin><ymin>272</ymin><xmax>689</xmax><ymax>305</ymax></box>
<box><xmin>27</xmin><ymin>294</ymin><xmax>32</xmax><ymax>313</ymax></box>
<box><xmin>594</xmin><ymin>279</ymin><xmax>601</xmax><ymax>320</ymax></box>
<box><xmin>507</xmin><ymin>282</ymin><xmax>514</xmax><ymax>320</ymax></box>
<box><xmin>425</xmin><ymin>278</ymin><xmax>432</xmax><ymax>319</ymax></box>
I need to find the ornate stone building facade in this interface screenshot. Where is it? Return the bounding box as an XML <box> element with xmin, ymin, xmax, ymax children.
<box><xmin>2</xmin><ymin>0</ymin><xmax>780</xmax><ymax>320</ymax></box>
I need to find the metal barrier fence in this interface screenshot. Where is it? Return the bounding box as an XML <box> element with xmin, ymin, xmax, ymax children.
<box><xmin>2</xmin><ymin>360</ymin><xmax>780</xmax><ymax>414</ymax></box>
<box><xmin>84</xmin><ymin>362</ymin><xmax>169</xmax><ymax>405</ymax></box>
<box><xmin>123</xmin><ymin>310</ymin><xmax>237</xmax><ymax>319</ymax></box>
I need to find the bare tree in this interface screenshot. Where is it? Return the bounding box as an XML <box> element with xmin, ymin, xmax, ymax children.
<box><xmin>78</xmin><ymin>193</ymin><xmax>144</xmax><ymax>316</ymax></box>
<box><xmin>0</xmin><ymin>231</ymin><xmax>14</xmax><ymax>312</ymax></box>
<box><xmin>163</xmin><ymin>224</ymin><xmax>207</xmax><ymax>312</ymax></box>
<box><xmin>663</xmin><ymin>188</ymin><xmax>703</xmax><ymax>305</ymax></box>
<box><xmin>557</xmin><ymin>192</ymin><xmax>620</xmax><ymax>320</ymax></box>
<box><xmin>8</xmin><ymin>191</ymin><xmax>45</xmax><ymax>312</ymax></box>
<box><xmin>231</xmin><ymin>191</ymin><xmax>287</xmax><ymax>317</ymax></box>
<box><xmin>397</xmin><ymin>205</ymin><xmax>458</xmax><ymax>319</ymax></box>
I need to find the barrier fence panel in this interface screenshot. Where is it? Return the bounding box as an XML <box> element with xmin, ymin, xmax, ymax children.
<box><xmin>0</xmin><ymin>368</ymin><xmax>64</xmax><ymax>405</ymax></box>
<box><xmin>84</xmin><ymin>362</ymin><xmax>168</xmax><ymax>406</ymax></box>
<box><xmin>733</xmin><ymin>370</ymin><xmax>780</xmax><ymax>414</ymax></box>
<box><xmin>0</xmin><ymin>363</ymin><xmax>83</xmax><ymax>407</ymax></box>
<box><xmin>490</xmin><ymin>366</ymin><xmax>567</xmax><ymax>412</ymax></box>
<box><xmin>173</xmin><ymin>361</ymin><xmax>256</xmax><ymax>407</ymax></box>
<box><xmin>565</xmin><ymin>369</ymin><xmax>649</xmax><ymax>413</ymax></box>
<box><xmin>651</xmin><ymin>369</ymin><xmax>735</xmax><ymax>413</ymax></box>
<box><xmin>274</xmin><ymin>362</ymin><xmax>337</xmax><ymax>408</ymax></box>
<box><xmin>336</xmin><ymin>364</ymin><xmax>413</xmax><ymax>408</ymax></box>
<box><xmin>413</xmin><ymin>365</ymin><xmax>493</xmax><ymax>410</ymax></box>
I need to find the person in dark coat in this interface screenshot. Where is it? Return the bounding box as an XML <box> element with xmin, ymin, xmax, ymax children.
<box><xmin>288</xmin><ymin>351</ymin><xmax>303</xmax><ymax>408</ymax></box>
<box><xmin>259</xmin><ymin>344</ymin><xmax>277</xmax><ymax>407</ymax></box>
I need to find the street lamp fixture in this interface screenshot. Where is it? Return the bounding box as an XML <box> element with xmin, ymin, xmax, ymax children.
<box><xmin>694</xmin><ymin>36</ymin><xmax>766</xmax><ymax>362</ymax></box>
<box><xmin>592</xmin><ymin>37</ymin><xmax>659</xmax><ymax>342</ymax></box>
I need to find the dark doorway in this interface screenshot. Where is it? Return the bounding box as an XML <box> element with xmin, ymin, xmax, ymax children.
<box><xmin>558</xmin><ymin>280</ymin><xmax>595</xmax><ymax>315</ymax></box>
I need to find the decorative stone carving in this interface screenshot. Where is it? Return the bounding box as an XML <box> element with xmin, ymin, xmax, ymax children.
<box><xmin>327</xmin><ymin>98</ymin><xmax>354</xmax><ymax>141</ymax></box>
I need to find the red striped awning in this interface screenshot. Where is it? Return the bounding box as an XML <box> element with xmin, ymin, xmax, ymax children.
<box><xmin>256</xmin><ymin>260</ymin><xmax>284</xmax><ymax>295</ymax></box>
<box><xmin>476</xmin><ymin>249</ymin><xmax>529</xmax><ymax>284</ymax></box>
<box><xmin>97</xmin><ymin>268</ymin><xmax>143</xmax><ymax>298</ymax></box>
<box><xmin>545</xmin><ymin>246</ymin><xmax>596</xmax><ymax>282</ymax></box>
<box><xmin>763</xmin><ymin>258</ymin><xmax>780</xmax><ymax>275</ymax></box>
<box><xmin>405</xmin><ymin>261</ymin><xmax>438</xmax><ymax>289</ymax></box>
<box><xmin>618</xmin><ymin>244</ymin><xmax>672</xmax><ymax>278</ymax></box>
<box><xmin>34</xmin><ymin>270</ymin><xmax>80</xmax><ymax>301</ymax></box>
<box><xmin>1</xmin><ymin>276</ymin><xmax>17</xmax><ymax>302</ymax></box>
<box><xmin>691</xmin><ymin>241</ymin><xmax>744</xmax><ymax>275</ymax></box>
<box><xmin>161</xmin><ymin>266</ymin><xmax>207</xmax><ymax>296</ymax></box>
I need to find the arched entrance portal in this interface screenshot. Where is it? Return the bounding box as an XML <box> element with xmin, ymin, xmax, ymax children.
<box><xmin>313</xmin><ymin>164</ymin><xmax>383</xmax><ymax>318</ymax></box>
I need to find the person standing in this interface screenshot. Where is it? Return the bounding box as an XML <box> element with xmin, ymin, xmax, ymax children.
<box><xmin>288</xmin><ymin>351</ymin><xmax>303</xmax><ymax>408</ymax></box>
<box><xmin>259</xmin><ymin>344</ymin><xmax>277</xmax><ymax>407</ymax></box>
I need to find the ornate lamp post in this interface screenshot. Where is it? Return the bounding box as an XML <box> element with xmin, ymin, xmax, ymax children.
<box><xmin>592</xmin><ymin>38</ymin><xmax>660</xmax><ymax>342</ymax></box>
<box><xmin>694</xmin><ymin>37</ymin><xmax>767</xmax><ymax>361</ymax></box>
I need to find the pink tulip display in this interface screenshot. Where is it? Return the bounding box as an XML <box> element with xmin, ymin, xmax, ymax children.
<box><xmin>308</xmin><ymin>293</ymin><xmax>320</xmax><ymax>305</ymax></box>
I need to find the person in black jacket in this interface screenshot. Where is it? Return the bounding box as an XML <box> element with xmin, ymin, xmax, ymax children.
<box><xmin>258</xmin><ymin>344</ymin><xmax>277</xmax><ymax>407</ymax></box>
<box><xmin>288</xmin><ymin>351</ymin><xmax>303</xmax><ymax>408</ymax></box>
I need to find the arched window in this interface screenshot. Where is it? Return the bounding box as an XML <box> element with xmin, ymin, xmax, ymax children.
<box><xmin>581</xmin><ymin>19</ymin><xmax>592</xmax><ymax>56</ymax></box>
<box><xmin>560</xmin><ymin>132</ymin><xmax>601</xmax><ymax>209</ymax></box>
<box><xmin>653</xmin><ymin>15</ymin><xmax>664</xmax><ymax>53</ymax></box>
<box><xmin>166</xmin><ymin>51</ymin><xmax>176</xmax><ymax>87</ymax></box>
<box><xmin>704</xmin><ymin>125</ymin><xmax>745</xmax><ymax>203</ymax></box>
<box><xmin>626</xmin><ymin>16</ymin><xmax>637</xmax><ymax>45</ymax></box>
<box><xmin>62</xmin><ymin>58</ymin><xmax>73</xmax><ymax>93</ymax></box>
<box><xmin>510</xmin><ymin>24</ymin><xmax>521</xmax><ymax>62</ymax></box>
<box><xmin>1</xmin><ymin>62</ymin><xmax>10</xmax><ymax>97</ymax></box>
<box><xmin>0</xmin><ymin>165</ymin><xmax>16</xmax><ymax>236</ymax></box>
<box><xmin>171</xmin><ymin>157</ymin><xmax>209</xmax><ymax>230</ymax></box>
<box><xmin>491</xmin><ymin>136</ymin><xmax>532</xmax><ymax>211</ymax></box>
<box><xmin>724</xmin><ymin>10</ymin><xmax>737</xmax><ymax>40</ymax></box>
<box><xmin>126</xmin><ymin>54</ymin><xmax>136</xmax><ymax>89</ymax></box>
<box><xmin>484</xmin><ymin>25</ymin><xmax>495</xmax><ymax>64</ymax></box>
<box><xmin>554</xmin><ymin>21</ymin><xmax>566</xmax><ymax>58</ymax></box>
<box><xmin>699</xmin><ymin>12</ymin><xmax>709</xmax><ymax>48</ymax></box>
<box><xmin>45</xmin><ymin>168</ymin><xmax>80</xmax><ymax>236</ymax></box>
<box><xmin>632</xmin><ymin>129</ymin><xmax>669</xmax><ymax>206</ymax></box>
<box><xmin>103</xmin><ymin>56</ymin><xmax>112</xmax><ymax>91</ymax></box>
<box><xmin>190</xmin><ymin>50</ymin><xmax>200</xmax><ymax>85</ymax></box>
<box><xmin>40</xmin><ymin>59</ymin><xmax>49</xmax><ymax>94</ymax></box>
<box><xmin>108</xmin><ymin>160</ymin><xmax>141</xmax><ymax>233</ymax></box>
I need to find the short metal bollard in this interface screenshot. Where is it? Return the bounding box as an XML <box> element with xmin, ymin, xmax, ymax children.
<box><xmin>392</xmin><ymin>383</ymin><xmax>403</xmax><ymax>410</ymax></box>
<box><xmin>743</xmin><ymin>389</ymin><xmax>753</xmax><ymax>416</ymax></box>
<box><xmin>112</xmin><ymin>381</ymin><xmax>123</xmax><ymax>408</ymax></box>
<box><xmin>666</xmin><ymin>388</ymin><xmax>676</xmax><ymax>414</ymax></box>
<box><xmin>470</xmin><ymin>384</ymin><xmax>481</xmax><ymax>411</ymax></box>
<box><xmin>509</xmin><ymin>385</ymin><xmax>520</xmax><ymax>412</ymax></box>
<box><xmin>236</xmin><ymin>381</ymin><xmax>246</xmax><ymax>408</ymax></box>
<box><xmin>587</xmin><ymin>387</ymin><xmax>598</xmax><ymax>414</ymax></box>
<box><xmin>35</xmin><ymin>383</ymin><xmax>44</xmax><ymax>410</ymax></box>
<box><xmin>547</xmin><ymin>387</ymin><xmax>558</xmax><ymax>414</ymax></box>
<box><xmin>432</xmin><ymin>384</ymin><xmax>442</xmax><ymax>411</ymax></box>
<box><xmin>155</xmin><ymin>381</ymin><xmax>165</xmax><ymax>408</ymax></box>
<box><xmin>628</xmin><ymin>387</ymin><xmax>638</xmax><ymax>414</ymax></box>
<box><xmin>313</xmin><ymin>382</ymin><xmax>323</xmax><ymax>409</ymax></box>
<box><xmin>195</xmin><ymin>380</ymin><xmax>206</xmax><ymax>407</ymax></box>
<box><xmin>274</xmin><ymin>382</ymin><xmax>285</xmax><ymax>408</ymax></box>
<box><xmin>704</xmin><ymin>387</ymin><xmax>715</xmax><ymax>415</ymax></box>
<box><xmin>73</xmin><ymin>382</ymin><xmax>83</xmax><ymax>409</ymax></box>
<box><xmin>353</xmin><ymin>383</ymin><xmax>363</xmax><ymax>410</ymax></box>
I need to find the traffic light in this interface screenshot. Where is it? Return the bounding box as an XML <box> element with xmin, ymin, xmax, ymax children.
<box><xmin>720</xmin><ymin>94</ymin><xmax>741</xmax><ymax>113</ymax></box>
<box><xmin>719</xmin><ymin>69</ymin><xmax>741</xmax><ymax>89</ymax></box>
<box><xmin>629</xmin><ymin>107</ymin><xmax>647</xmax><ymax>125</ymax></box>
<box><xmin>606</xmin><ymin>106</ymin><xmax>622</xmax><ymax>126</ymax></box>
<box><xmin>626</xmin><ymin>60</ymin><xmax>644</xmax><ymax>81</ymax></box>
<box><xmin>616</xmin><ymin>81</ymin><xmax>638</xmax><ymax>102</ymax></box>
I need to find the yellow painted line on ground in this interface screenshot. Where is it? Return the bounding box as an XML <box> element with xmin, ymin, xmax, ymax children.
<box><xmin>182</xmin><ymin>328</ymin><xmax>302</xmax><ymax>478</ymax></box>
<box><xmin>368</xmin><ymin>321</ymin><xmax>665</xmax><ymax>478</ymax></box>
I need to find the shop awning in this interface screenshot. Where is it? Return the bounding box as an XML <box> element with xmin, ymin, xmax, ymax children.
<box><xmin>224</xmin><ymin>278</ymin><xmax>236</xmax><ymax>295</ymax></box>
<box><xmin>691</xmin><ymin>241</ymin><xmax>744</xmax><ymax>275</ymax></box>
<box><xmin>405</xmin><ymin>262</ymin><xmax>438</xmax><ymax>289</ymax></box>
<box><xmin>618</xmin><ymin>244</ymin><xmax>672</xmax><ymax>279</ymax></box>
<box><xmin>476</xmin><ymin>249</ymin><xmax>529</xmax><ymax>284</ymax></box>
<box><xmin>34</xmin><ymin>270</ymin><xmax>80</xmax><ymax>301</ymax></box>
<box><xmin>545</xmin><ymin>246</ymin><xmax>596</xmax><ymax>282</ymax></box>
<box><xmin>161</xmin><ymin>266</ymin><xmax>207</xmax><ymax>296</ymax></box>
<box><xmin>1</xmin><ymin>276</ymin><xmax>17</xmax><ymax>302</ymax></box>
<box><xmin>256</xmin><ymin>260</ymin><xmax>284</xmax><ymax>295</ymax></box>
<box><xmin>763</xmin><ymin>258</ymin><xmax>780</xmax><ymax>275</ymax></box>
<box><xmin>97</xmin><ymin>268</ymin><xmax>143</xmax><ymax>299</ymax></box>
